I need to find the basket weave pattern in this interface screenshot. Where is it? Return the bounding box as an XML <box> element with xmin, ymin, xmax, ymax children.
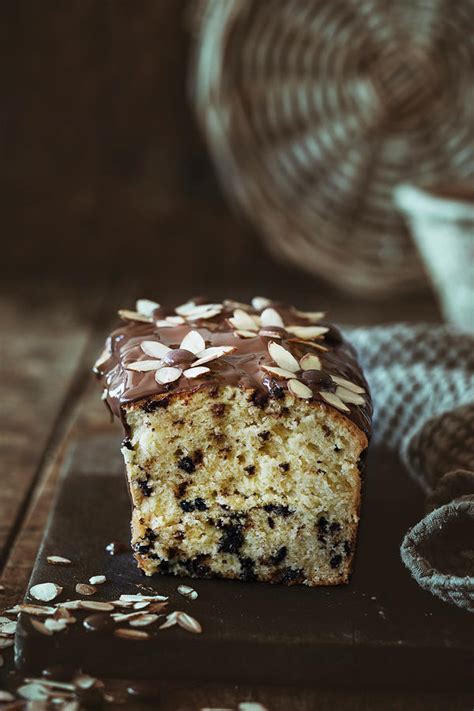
<box><xmin>192</xmin><ymin>0</ymin><xmax>474</xmax><ymax>295</ymax></box>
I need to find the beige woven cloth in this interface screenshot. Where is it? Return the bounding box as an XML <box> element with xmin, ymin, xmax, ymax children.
<box><xmin>348</xmin><ymin>324</ymin><xmax>474</xmax><ymax>612</ymax></box>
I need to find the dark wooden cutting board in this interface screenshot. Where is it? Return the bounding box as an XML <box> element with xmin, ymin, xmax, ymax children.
<box><xmin>15</xmin><ymin>433</ymin><xmax>473</xmax><ymax>687</ymax></box>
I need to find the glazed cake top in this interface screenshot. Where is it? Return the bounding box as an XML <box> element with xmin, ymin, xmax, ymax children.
<box><xmin>94</xmin><ymin>297</ymin><xmax>372</xmax><ymax>437</ymax></box>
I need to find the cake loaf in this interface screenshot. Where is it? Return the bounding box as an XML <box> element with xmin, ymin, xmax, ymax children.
<box><xmin>95</xmin><ymin>297</ymin><xmax>372</xmax><ymax>586</ymax></box>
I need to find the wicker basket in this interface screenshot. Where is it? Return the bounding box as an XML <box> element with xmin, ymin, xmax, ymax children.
<box><xmin>191</xmin><ymin>0</ymin><xmax>474</xmax><ymax>296</ymax></box>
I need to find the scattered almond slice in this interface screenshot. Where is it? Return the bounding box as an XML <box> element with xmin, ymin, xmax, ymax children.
<box><xmin>180</xmin><ymin>330</ymin><xmax>206</xmax><ymax>354</ymax></box>
<box><xmin>286</xmin><ymin>326</ymin><xmax>329</xmax><ymax>339</ymax></box>
<box><xmin>79</xmin><ymin>601</ymin><xmax>114</xmax><ymax>612</ymax></box>
<box><xmin>75</xmin><ymin>583</ymin><xmax>96</xmax><ymax>596</ymax></box>
<box><xmin>288</xmin><ymin>338</ymin><xmax>329</xmax><ymax>352</ymax></box>
<box><xmin>288</xmin><ymin>379</ymin><xmax>313</xmax><ymax>399</ymax></box>
<box><xmin>177</xmin><ymin>585</ymin><xmax>198</xmax><ymax>600</ymax></box>
<box><xmin>0</xmin><ymin>690</ymin><xmax>14</xmax><ymax>702</ymax></box>
<box><xmin>56</xmin><ymin>600</ymin><xmax>83</xmax><ymax>610</ymax></box>
<box><xmin>167</xmin><ymin>315</ymin><xmax>186</xmax><ymax>325</ymax></box>
<box><xmin>44</xmin><ymin>618</ymin><xmax>68</xmax><ymax>632</ymax></box>
<box><xmin>155</xmin><ymin>319</ymin><xmax>176</xmax><ymax>328</ymax></box>
<box><xmin>320</xmin><ymin>391</ymin><xmax>350</xmax><ymax>412</ymax></box>
<box><xmin>260</xmin><ymin>365</ymin><xmax>295</xmax><ymax>379</ymax></box>
<box><xmin>259</xmin><ymin>328</ymin><xmax>284</xmax><ymax>339</ymax></box>
<box><xmin>111</xmin><ymin>611</ymin><xmax>146</xmax><ymax>622</ymax></box>
<box><xmin>93</xmin><ymin>348</ymin><xmax>110</xmax><ymax>370</ymax></box>
<box><xmin>260</xmin><ymin>307</ymin><xmax>284</xmax><ymax>328</ymax></box>
<box><xmin>17</xmin><ymin>682</ymin><xmax>50</xmax><ymax>701</ymax></box>
<box><xmin>30</xmin><ymin>583</ymin><xmax>63</xmax><ymax>603</ymax></box>
<box><xmin>331</xmin><ymin>376</ymin><xmax>366</xmax><ymax>394</ymax></box>
<box><xmin>239</xmin><ymin>703</ymin><xmax>269</xmax><ymax>711</ymax></box>
<box><xmin>46</xmin><ymin>555</ymin><xmax>72</xmax><ymax>566</ymax></box>
<box><xmin>155</xmin><ymin>367</ymin><xmax>182</xmax><ymax>384</ymax></box>
<box><xmin>292</xmin><ymin>309</ymin><xmax>325</xmax><ymax>322</ymax></box>
<box><xmin>235</xmin><ymin>329</ymin><xmax>257</xmax><ymax>338</ymax></box>
<box><xmin>299</xmin><ymin>353</ymin><xmax>321</xmax><ymax>371</ymax></box>
<box><xmin>0</xmin><ymin>638</ymin><xmax>14</xmax><ymax>649</ymax></box>
<box><xmin>268</xmin><ymin>342</ymin><xmax>299</xmax><ymax>373</ymax></box>
<box><xmin>0</xmin><ymin>621</ymin><xmax>17</xmax><ymax>635</ymax></box>
<box><xmin>175</xmin><ymin>300</ymin><xmax>200</xmax><ymax>316</ymax></box>
<box><xmin>229</xmin><ymin>309</ymin><xmax>259</xmax><ymax>332</ymax></box>
<box><xmin>119</xmin><ymin>594</ymin><xmax>168</xmax><ymax>602</ymax></box>
<box><xmin>118</xmin><ymin>309</ymin><xmax>152</xmax><ymax>323</ymax></box>
<box><xmin>335</xmin><ymin>386</ymin><xmax>365</xmax><ymax>406</ymax></box>
<box><xmin>136</xmin><ymin>299</ymin><xmax>160</xmax><ymax>317</ymax></box>
<box><xmin>129</xmin><ymin>614</ymin><xmax>159</xmax><ymax>627</ymax></box>
<box><xmin>140</xmin><ymin>340</ymin><xmax>171</xmax><ymax>358</ymax></box>
<box><xmin>193</xmin><ymin>346</ymin><xmax>236</xmax><ymax>367</ymax></box>
<box><xmin>114</xmin><ymin>627</ymin><xmax>150</xmax><ymax>640</ymax></box>
<box><xmin>30</xmin><ymin>619</ymin><xmax>53</xmax><ymax>637</ymax></box>
<box><xmin>176</xmin><ymin>611</ymin><xmax>202</xmax><ymax>634</ymax></box>
<box><xmin>126</xmin><ymin>359</ymin><xmax>162</xmax><ymax>372</ymax></box>
<box><xmin>133</xmin><ymin>601</ymin><xmax>150</xmax><ymax>610</ymax></box>
<box><xmin>89</xmin><ymin>575</ymin><xmax>106</xmax><ymax>585</ymax></box>
<box><xmin>183</xmin><ymin>366</ymin><xmax>210</xmax><ymax>379</ymax></box>
<box><xmin>25</xmin><ymin>678</ymin><xmax>76</xmax><ymax>692</ymax></box>
<box><xmin>159</xmin><ymin>611</ymin><xmax>179</xmax><ymax>629</ymax></box>
<box><xmin>74</xmin><ymin>673</ymin><xmax>100</xmax><ymax>690</ymax></box>
<box><xmin>251</xmin><ymin>296</ymin><xmax>272</xmax><ymax>310</ymax></box>
<box><xmin>17</xmin><ymin>604</ymin><xmax>56</xmax><ymax>616</ymax></box>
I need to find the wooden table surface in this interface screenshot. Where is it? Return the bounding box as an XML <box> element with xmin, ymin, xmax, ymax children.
<box><xmin>1</xmin><ymin>270</ymin><xmax>471</xmax><ymax>709</ymax></box>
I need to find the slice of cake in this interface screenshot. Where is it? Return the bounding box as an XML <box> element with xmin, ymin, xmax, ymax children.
<box><xmin>94</xmin><ymin>297</ymin><xmax>372</xmax><ymax>586</ymax></box>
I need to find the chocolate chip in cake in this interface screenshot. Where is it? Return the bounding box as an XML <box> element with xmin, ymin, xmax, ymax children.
<box><xmin>239</xmin><ymin>557</ymin><xmax>256</xmax><ymax>581</ymax></box>
<box><xmin>143</xmin><ymin>397</ymin><xmax>169</xmax><ymax>412</ymax></box>
<box><xmin>279</xmin><ymin>567</ymin><xmax>304</xmax><ymax>584</ymax></box>
<box><xmin>270</xmin><ymin>546</ymin><xmax>288</xmax><ymax>565</ymax></box>
<box><xmin>330</xmin><ymin>554</ymin><xmax>343</xmax><ymax>569</ymax></box>
<box><xmin>177</xmin><ymin>456</ymin><xmax>196</xmax><ymax>473</ymax></box>
<box><xmin>122</xmin><ymin>438</ymin><xmax>133</xmax><ymax>451</ymax></box>
<box><xmin>137</xmin><ymin>479</ymin><xmax>153</xmax><ymax>497</ymax></box>
<box><xmin>263</xmin><ymin>504</ymin><xmax>292</xmax><ymax>517</ymax></box>
<box><xmin>218</xmin><ymin>523</ymin><xmax>245</xmax><ymax>553</ymax></box>
<box><xmin>343</xmin><ymin>541</ymin><xmax>351</xmax><ymax>556</ymax></box>
<box><xmin>267</xmin><ymin>517</ymin><xmax>275</xmax><ymax>529</ymax></box>
<box><xmin>258</xmin><ymin>430</ymin><xmax>270</xmax><ymax>441</ymax></box>
<box><xmin>194</xmin><ymin>497</ymin><xmax>208</xmax><ymax>511</ymax></box>
<box><xmin>317</xmin><ymin>516</ymin><xmax>329</xmax><ymax>533</ymax></box>
<box><xmin>330</xmin><ymin>522</ymin><xmax>342</xmax><ymax>533</ymax></box>
<box><xmin>177</xmin><ymin>481</ymin><xmax>189</xmax><ymax>498</ymax></box>
<box><xmin>180</xmin><ymin>500</ymin><xmax>195</xmax><ymax>512</ymax></box>
<box><xmin>279</xmin><ymin>462</ymin><xmax>290</xmax><ymax>472</ymax></box>
<box><xmin>244</xmin><ymin>465</ymin><xmax>255</xmax><ymax>475</ymax></box>
<box><xmin>211</xmin><ymin>403</ymin><xmax>225</xmax><ymax>416</ymax></box>
<box><xmin>145</xmin><ymin>528</ymin><xmax>157</xmax><ymax>541</ymax></box>
<box><xmin>262</xmin><ymin>377</ymin><xmax>285</xmax><ymax>400</ymax></box>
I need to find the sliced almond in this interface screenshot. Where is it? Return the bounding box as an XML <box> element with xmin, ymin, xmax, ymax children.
<box><xmin>126</xmin><ymin>359</ymin><xmax>162</xmax><ymax>372</ymax></box>
<box><xmin>30</xmin><ymin>619</ymin><xmax>53</xmax><ymax>637</ymax></box>
<box><xmin>0</xmin><ymin>621</ymin><xmax>17</xmax><ymax>635</ymax></box>
<box><xmin>75</xmin><ymin>584</ymin><xmax>96</xmax><ymax>596</ymax></box>
<box><xmin>286</xmin><ymin>326</ymin><xmax>329</xmax><ymax>340</ymax></box>
<box><xmin>140</xmin><ymin>340</ymin><xmax>171</xmax><ymax>358</ymax></box>
<box><xmin>89</xmin><ymin>575</ymin><xmax>106</xmax><ymax>585</ymax></box>
<box><xmin>17</xmin><ymin>604</ymin><xmax>56</xmax><ymax>616</ymax></box>
<box><xmin>0</xmin><ymin>637</ymin><xmax>14</xmax><ymax>649</ymax></box>
<box><xmin>133</xmin><ymin>601</ymin><xmax>150</xmax><ymax>610</ymax></box>
<box><xmin>118</xmin><ymin>309</ymin><xmax>152</xmax><ymax>323</ymax></box>
<box><xmin>56</xmin><ymin>600</ymin><xmax>83</xmax><ymax>610</ymax></box>
<box><xmin>176</xmin><ymin>611</ymin><xmax>202</xmax><ymax>634</ymax></box>
<box><xmin>251</xmin><ymin>296</ymin><xmax>272</xmax><ymax>310</ymax></box>
<box><xmin>111</xmin><ymin>611</ymin><xmax>144</xmax><ymax>622</ymax></box>
<box><xmin>239</xmin><ymin>703</ymin><xmax>269</xmax><ymax>711</ymax></box>
<box><xmin>17</xmin><ymin>682</ymin><xmax>50</xmax><ymax>700</ymax></box>
<box><xmin>119</xmin><ymin>594</ymin><xmax>168</xmax><ymax>602</ymax></box>
<box><xmin>155</xmin><ymin>319</ymin><xmax>176</xmax><ymax>328</ymax></box>
<box><xmin>175</xmin><ymin>300</ymin><xmax>198</xmax><ymax>316</ymax></box>
<box><xmin>177</xmin><ymin>584</ymin><xmax>198</xmax><ymax>600</ymax></box>
<box><xmin>93</xmin><ymin>348</ymin><xmax>110</xmax><ymax>370</ymax></box>
<box><xmin>74</xmin><ymin>673</ymin><xmax>99</xmax><ymax>690</ymax></box>
<box><xmin>129</xmin><ymin>614</ymin><xmax>159</xmax><ymax>627</ymax></box>
<box><xmin>30</xmin><ymin>583</ymin><xmax>63</xmax><ymax>602</ymax></box>
<box><xmin>25</xmin><ymin>679</ymin><xmax>76</xmax><ymax>692</ymax></box>
<box><xmin>288</xmin><ymin>338</ymin><xmax>329</xmax><ymax>352</ymax></box>
<box><xmin>260</xmin><ymin>364</ymin><xmax>295</xmax><ymax>379</ymax></box>
<box><xmin>136</xmin><ymin>299</ymin><xmax>160</xmax><ymax>317</ymax></box>
<box><xmin>155</xmin><ymin>367</ymin><xmax>182</xmax><ymax>384</ymax></box>
<box><xmin>331</xmin><ymin>376</ymin><xmax>366</xmax><ymax>394</ymax></box>
<box><xmin>193</xmin><ymin>346</ymin><xmax>236</xmax><ymax>367</ymax></box>
<box><xmin>46</xmin><ymin>555</ymin><xmax>72</xmax><ymax>566</ymax></box>
<box><xmin>292</xmin><ymin>309</ymin><xmax>325</xmax><ymax>322</ymax></box>
<box><xmin>288</xmin><ymin>379</ymin><xmax>313</xmax><ymax>399</ymax></box>
<box><xmin>0</xmin><ymin>691</ymin><xmax>14</xmax><ymax>702</ymax></box>
<box><xmin>180</xmin><ymin>330</ymin><xmax>206</xmax><ymax>355</ymax></box>
<box><xmin>235</xmin><ymin>330</ymin><xmax>257</xmax><ymax>338</ymax></box>
<box><xmin>259</xmin><ymin>329</ymin><xmax>284</xmax><ymax>339</ymax></box>
<box><xmin>166</xmin><ymin>315</ymin><xmax>185</xmax><ymax>325</ymax></box>
<box><xmin>299</xmin><ymin>353</ymin><xmax>321</xmax><ymax>371</ymax></box>
<box><xmin>268</xmin><ymin>342</ymin><xmax>299</xmax><ymax>373</ymax></box>
<box><xmin>44</xmin><ymin>618</ymin><xmax>68</xmax><ymax>632</ymax></box>
<box><xmin>335</xmin><ymin>386</ymin><xmax>365</xmax><ymax>406</ymax></box>
<box><xmin>228</xmin><ymin>309</ymin><xmax>258</xmax><ymax>332</ymax></box>
<box><xmin>114</xmin><ymin>628</ymin><xmax>150</xmax><ymax>640</ymax></box>
<box><xmin>80</xmin><ymin>601</ymin><xmax>114</xmax><ymax>612</ymax></box>
<box><xmin>159</xmin><ymin>611</ymin><xmax>179</xmax><ymax>629</ymax></box>
<box><xmin>183</xmin><ymin>366</ymin><xmax>211</xmax><ymax>379</ymax></box>
<box><xmin>320</xmin><ymin>391</ymin><xmax>350</xmax><ymax>412</ymax></box>
<box><xmin>260</xmin><ymin>308</ymin><xmax>284</xmax><ymax>328</ymax></box>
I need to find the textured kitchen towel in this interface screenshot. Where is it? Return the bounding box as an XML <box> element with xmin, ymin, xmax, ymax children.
<box><xmin>346</xmin><ymin>324</ymin><xmax>474</xmax><ymax>611</ymax></box>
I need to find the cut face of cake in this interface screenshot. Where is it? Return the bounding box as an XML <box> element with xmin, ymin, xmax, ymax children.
<box><xmin>95</xmin><ymin>297</ymin><xmax>372</xmax><ymax>586</ymax></box>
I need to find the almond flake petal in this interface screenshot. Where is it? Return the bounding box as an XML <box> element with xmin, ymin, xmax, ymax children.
<box><xmin>44</xmin><ymin>618</ymin><xmax>68</xmax><ymax>632</ymax></box>
<box><xmin>260</xmin><ymin>308</ymin><xmax>284</xmax><ymax>328</ymax></box>
<box><xmin>180</xmin><ymin>330</ymin><xmax>205</xmax><ymax>355</ymax></box>
<box><xmin>30</xmin><ymin>583</ymin><xmax>63</xmax><ymax>602</ymax></box>
<box><xmin>155</xmin><ymin>320</ymin><xmax>176</xmax><ymax>328</ymax></box>
<box><xmin>229</xmin><ymin>309</ymin><xmax>259</xmax><ymax>332</ymax></box>
<box><xmin>187</xmin><ymin>307</ymin><xmax>223</xmax><ymax>321</ymax></box>
<box><xmin>183</xmin><ymin>366</ymin><xmax>210</xmax><ymax>379</ymax></box>
<box><xmin>118</xmin><ymin>309</ymin><xmax>152</xmax><ymax>323</ymax></box>
<box><xmin>288</xmin><ymin>338</ymin><xmax>329</xmax><ymax>352</ymax></box>
<box><xmin>129</xmin><ymin>614</ymin><xmax>159</xmax><ymax>627</ymax></box>
<box><xmin>119</xmin><ymin>594</ymin><xmax>168</xmax><ymax>602</ymax></box>
<box><xmin>331</xmin><ymin>376</ymin><xmax>366</xmax><ymax>394</ymax></box>
<box><xmin>75</xmin><ymin>583</ymin><xmax>96</xmax><ymax>596</ymax></box>
<box><xmin>299</xmin><ymin>354</ymin><xmax>321</xmax><ymax>371</ymax></box>
<box><xmin>335</xmin><ymin>386</ymin><xmax>365</xmax><ymax>406</ymax></box>
<box><xmin>320</xmin><ymin>391</ymin><xmax>350</xmax><ymax>412</ymax></box>
<box><xmin>155</xmin><ymin>367</ymin><xmax>182</xmax><ymax>384</ymax></box>
<box><xmin>288</xmin><ymin>379</ymin><xmax>313</xmax><ymax>399</ymax></box>
<box><xmin>126</xmin><ymin>359</ymin><xmax>162</xmax><ymax>372</ymax></box>
<box><xmin>166</xmin><ymin>315</ymin><xmax>185</xmax><ymax>325</ymax></box>
<box><xmin>176</xmin><ymin>611</ymin><xmax>202</xmax><ymax>634</ymax></box>
<box><xmin>89</xmin><ymin>575</ymin><xmax>106</xmax><ymax>585</ymax></box>
<box><xmin>159</xmin><ymin>611</ymin><xmax>179</xmax><ymax>629</ymax></box>
<box><xmin>292</xmin><ymin>309</ymin><xmax>325</xmax><ymax>322</ymax></box>
<box><xmin>251</xmin><ymin>296</ymin><xmax>272</xmax><ymax>310</ymax></box>
<box><xmin>193</xmin><ymin>346</ymin><xmax>236</xmax><ymax>367</ymax></box>
<box><xmin>0</xmin><ymin>638</ymin><xmax>14</xmax><ymax>649</ymax></box>
<box><xmin>136</xmin><ymin>299</ymin><xmax>160</xmax><ymax>317</ymax></box>
<box><xmin>17</xmin><ymin>682</ymin><xmax>50</xmax><ymax>700</ymax></box>
<box><xmin>30</xmin><ymin>620</ymin><xmax>53</xmax><ymax>637</ymax></box>
<box><xmin>260</xmin><ymin>365</ymin><xmax>296</xmax><ymax>379</ymax></box>
<box><xmin>46</xmin><ymin>556</ymin><xmax>72</xmax><ymax>565</ymax></box>
<box><xmin>0</xmin><ymin>691</ymin><xmax>15</xmax><ymax>702</ymax></box>
<box><xmin>140</xmin><ymin>341</ymin><xmax>171</xmax><ymax>358</ymax></box>
<box><xmin>175</xmin><ymin>301</ymin><xmax>197</xmax><ymax>316</ymax></box>
<box><xmin>235</xmin><ymin>330</ymin><xmax>257</xmax><ymax>338</ymax></box>
<box><xmin>79</xmin><ymin>601</ymin><xmax>114</xmax><ymax>612</ymax></box>
<box><xmin>18</xmin><ymin>604</ymin><xmax>56</xmax><ymax>616</ymax></box>
<box><xmin>93</xmin><ymin>348</ymin><xmax>110</xmax><ymax>370</ymax></box>
<box><xmin>114</xmin><ymin>628</ymin><xmax>150</xmax><ymax>640</ymax></box>
<box><xmin>259</xmin><ymin>329</ymin><xmax>284</xmax><ymax>339</ymax></box>
<box><xmin>268</xmin><ymin>342</ymin><xmax>299</xmax><ymax>373</ymax></box>
<box><xmin>286</xmin><ymin>326</ymin><xmax>329</xmax><ymax>339</ymax></box>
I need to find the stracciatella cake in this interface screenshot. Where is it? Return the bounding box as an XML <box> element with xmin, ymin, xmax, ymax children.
<box><xmin>95</xmin><ymin>297</ymin><xmax>372</xmax><ymax>586</ymax></box>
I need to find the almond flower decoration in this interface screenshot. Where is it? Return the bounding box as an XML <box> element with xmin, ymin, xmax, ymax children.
<box><xmin>229</xmin><ymin>302</ymin><xmax>328</xmax><ymax>342</ymax></box>
<box><xmin>262</xmin><ymin>341</ymin><xmax>365</xmax><ymax>412</ymax></box>
<box><xmin>126</xmin><ymin>330</ymin><xmax>236</xmax><ymax>384</ymax></box>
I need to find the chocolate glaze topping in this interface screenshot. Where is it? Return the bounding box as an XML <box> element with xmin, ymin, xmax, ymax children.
<box><xmin>95</xmin><ymin>298</ymin><xmax>372</xmax><ymax>438</ymax></box>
